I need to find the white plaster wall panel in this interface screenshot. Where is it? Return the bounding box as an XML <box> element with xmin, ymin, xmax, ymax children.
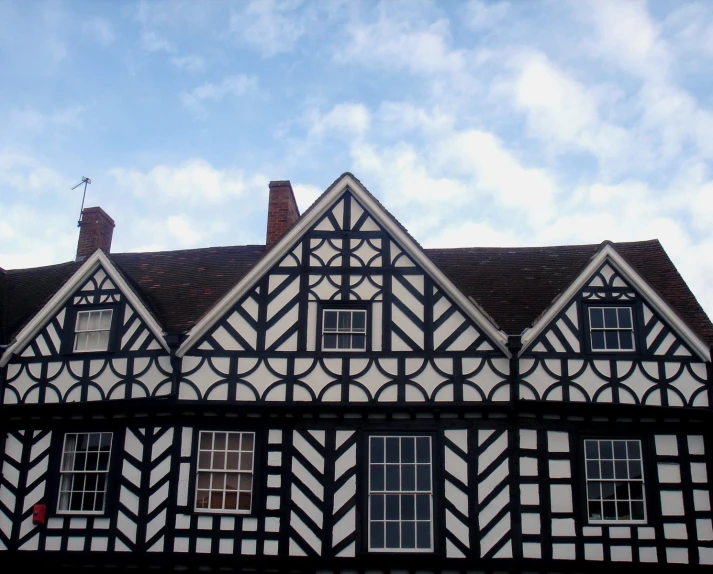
<box><xmin>349</xmin><ymin>274</ymin><xmax>382</xmax><ymax>300</ymax></box>
<box><xmin>310</xmin><ymin>238</ymin><xmax>342</xmax><ymax>267</ymax></box>
<box><xmin>0</xmin><ymin>433</ymin><xmax>23</xmax><ymax>543</ymax></box>
<box><xmin>391</xmin><ymin>305</ymin><xmax>424</xmax><ymax>351</ymax></box>
<box><xmin>655</xmin><ymin>435</ymin><xmax>678</xmax><ymax>456</ymax></box>
<box><xmin>289</xmin><ymin>430</ymin><xmax>325</xmax><ymax>556</ymax></box>
<box><xmin>308</xmin><ymin>274</ymin><xmax>340</xmax><ymax>301</ymax></box>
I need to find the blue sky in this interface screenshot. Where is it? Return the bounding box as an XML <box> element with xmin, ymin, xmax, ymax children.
<box><xmin>2</xmin><ymin>0</ymin><xmax>713</xmax><ymax>316</ymax></box>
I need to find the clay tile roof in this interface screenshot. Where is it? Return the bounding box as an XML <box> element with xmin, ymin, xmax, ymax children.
<box><xmin>2</xmin><ymin>239</ymin><xmax>712</xmax><ymax>348</ymax></box>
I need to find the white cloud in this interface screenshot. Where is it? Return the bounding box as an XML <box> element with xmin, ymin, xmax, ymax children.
<box><xmin>171</xmin><ymin>55</ymin><xmax>206</xmax><ymax>73</ymax></box>
<box><xmin>82</xmin><ymin>17</ymin><xmax>116</xmax><ymax>46</ymax></box>
<box><xmin>229</xmin><ymin>0</ymin><xmax>307</xmax><ymax>57</ymax></box>
<box><xmin>308</xmin><ymin>103</ymin><xmax>371</xmax><ymax>138</ymax></box>
<box><xmin>336</xmin><ymin>16</ymin><xmax>466</xmax><ymax>75</ymax></box>
<box><xmin>463</xmin><ymin>0</ymin><xmax>510</xmax><ymax>31</ymax></box>
<box><xmin>8</xmin><ymin>105</ymin><xmax>84</xmax><ymax>133</ymax></box>
<box><xmin>0</xmin><ymin>149</ymin><xmax>67</xmax><ymax>192</ymax></box>
<box><xmin>109</xmin><ymin>158</ymin><xmax>267</xmax><ymax>204</ymax></box>
<box><xmin>293</xmin><ymin>183</ymin><xmax>322</xmax><ymax>212</ymax></box>
<box><xmin>505</xmin><ymin>51</ymin><xmax>631</xmax><ymax>169</ymax></box>
<box><xmin>141</xmin><ymin>31</ymin><xmax>176</xmax><ymax>53</ymax></box>
<box><xmin>181</xmin><ymin>75</ymin><xmax>257</xmax><ymax>115</ymax></box>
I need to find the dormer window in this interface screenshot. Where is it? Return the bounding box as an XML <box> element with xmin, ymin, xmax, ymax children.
<box><xmin>74</xmin><ymin>309</ymin><xmax>113</xmax><ymax>352</ymax></box>
<box><xmin>322</xmin><ymin>309</ymin><xmax>367</xmax><ymax>351</ymax></box>
<box><xmin>588</xmin><ymin>307</ymin><xmax>634</xmax><ymax>351</ymax></box>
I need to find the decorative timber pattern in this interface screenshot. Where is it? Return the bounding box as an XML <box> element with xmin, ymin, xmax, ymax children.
<box><xmin>476</xmin><ymin>429</ymin><xmax>512</xmax><ymax>559</ymax></box>
<box><xmin>4</xmin><ymin>266</ymin><xmax>171</xmax><ymax>405</ymax></box>
<box><xmin>521</xmin><ymin>261</ymin><xmax>711</xmax><ymax>408</ymax></box>
<box><xmin>443</xmin><ymin>429</ymin><xmax>469</xmax><ymax>558</ymax></box>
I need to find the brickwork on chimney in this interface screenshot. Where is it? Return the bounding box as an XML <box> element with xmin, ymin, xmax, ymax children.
<box><xmin>76</xmin><ymin>206</ymin><xmax>115</xmax><ymax>260</ymax></box>
<box><xmin>266</xmin><ymin>180</ymin><xmax>300</xmax><ymax>251</ymax></box>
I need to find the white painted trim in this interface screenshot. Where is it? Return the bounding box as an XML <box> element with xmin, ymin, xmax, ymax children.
<box><xmin>178</xmin><ymin>174</ymin><xmax>510</xmax><ymax>357</ymax></box>
<box><xmin>0</xmin><ymin>250</ymin><xmax>169</xmax><ymax>367</ymax></box>
<box><xmin>520</xmin><ymin>244</ymin><xmax>710</xmax><ymax>361</ymax></box>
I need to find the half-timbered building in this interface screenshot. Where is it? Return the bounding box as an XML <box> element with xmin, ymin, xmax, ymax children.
<box><xmin>1</xmin><ymin>173</ymin><xmax>712</xmax><ymax>573</ymax></box>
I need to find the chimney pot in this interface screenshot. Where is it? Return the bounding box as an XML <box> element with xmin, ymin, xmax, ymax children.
<box><xmin>76</xmin><ymin>206</ymin><xmax>115</xmax><ymax>261</ymax></box>
<box><xmin>266</xmin><ymin>180</ymin><xmax>300</xmax><ymax>251</ymax></box>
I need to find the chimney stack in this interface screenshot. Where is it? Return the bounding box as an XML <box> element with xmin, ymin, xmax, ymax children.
<box><xmin>76</xmin><ymin>206</ymin><xmax>115</xmax><ymax>261</ymax></box>
<box><xmin>266</xmin><ymin>180</ymin><xmax>300</xmax><ymax>251</ymax></box>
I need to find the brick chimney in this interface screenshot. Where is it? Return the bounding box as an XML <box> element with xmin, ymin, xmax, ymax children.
<box><xmin>76</xmin><ymin>206</ymin><xmax>115</xmax><ymax>261</ymax></box>
<box><xmin>266</xmin><ymin>180</ymin><xmax>300</xmax><ymax>251</ymax></box>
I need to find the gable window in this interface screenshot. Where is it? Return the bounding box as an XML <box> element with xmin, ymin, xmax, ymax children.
<box><xmin>58</xmin><ymin>432</ymin><xmax>113</xmax><ymax>514</ymax></box>
<box><xmin>589</xmin><ymin>307</ymin><xmax>634</xmax><ymax>351</ymax></box>
<box><xmin>196</xmin><ymin>431</ymin><xmax>254</xmax><ymax>513</ymax></box>
<box><xmin>585</xmin><ymin>439</ymin><xmax>645</xmax><ymax>523</ymax></box>
<box><xmin>368</xmin><ymin>436</ymin><xmax>433</xmax><ymax>552</ymax></box>
<box><xmin>323</xmin><ymin>309</ymin><xmax>366</xmax><ymax>350</ymax></box>
<box><xmin>74</xmin><ymin>309</ymin><xmax>113</xmax><ymax>352</ymax></box>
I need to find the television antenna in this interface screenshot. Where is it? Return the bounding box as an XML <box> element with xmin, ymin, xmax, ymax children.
<box><xmin>71</xmin><ymin>177</ymin><xmax>92</xmax><ymax>227</ymax></box>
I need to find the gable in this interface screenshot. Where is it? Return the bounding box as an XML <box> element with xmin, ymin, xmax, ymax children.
<box><xmin>520</xmin><ymin>246</ymin><xmax>710</xmax><ymax>361</ymax></box>
<box><xmin>177</xmin><ymin>174</ymin><xmax>509</xmax><ymax>358</ymax></box>
<box><xmin>191</xmin><ymin>190</ymin><xmax>498</xmax><ymax>357</ymax></box>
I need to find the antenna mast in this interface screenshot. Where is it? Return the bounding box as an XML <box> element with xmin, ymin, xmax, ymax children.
<box><xmin>72</xmin><ymin>177</ymin><xmax>92</xmax><ymax>227</ymax></box>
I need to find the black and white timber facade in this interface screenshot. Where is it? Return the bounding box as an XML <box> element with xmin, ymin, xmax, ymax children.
<box><xmin>1</xmin><ymin>172</ymin><xmax>712</xmax><ymax>573</ymax></box>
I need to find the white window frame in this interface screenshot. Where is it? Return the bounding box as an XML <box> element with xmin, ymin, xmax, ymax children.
<box><xmin>584</xmin><ymin>439</ymin><xmax>647</xmax><ymax>525</ymax></box>
<box><xmin>195</xmin><ymin>431</ymin><xmax>255</xmax><ymax>514</ymax></box>
<box><xmin>322</xmin><ymin>308</ymin><xmax>367</xmax><ymax>351</ymax></box>
<box><xmin>588</xmin><ymin>306</ymin><xmax>635</xmax><ymax>352</ymax></box>
<box><xmin>74</xmin><ymin>309</ymin><xmax>113</xmax><ymax>352</ymax></box>
<box><xmin>368</xmin><ymin>435</ymin><xmax>434</xmax><ymax>553</ymax></box>
<box><xmin>57</xmin><ymin>432</ymin><xmax>113</xmax><ymax>515</ymax></box>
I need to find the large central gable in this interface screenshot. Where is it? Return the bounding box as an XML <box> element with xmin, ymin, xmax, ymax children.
<box><xmin>177</xmin><ymin>174</ymin><xmax>510</xmax><ymax>357</ymax></box>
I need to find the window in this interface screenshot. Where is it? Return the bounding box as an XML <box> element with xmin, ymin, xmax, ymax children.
<box><xmin>74</xmin><ymin>309</ymin><xmax>113</xmax><ymax>352</ymax></box>
<box><xmin>323</xmin><ymin>309</ymin><xmax>366</xmax><ymax>350</ymax></box>
<box><xmin>585</xmin><ymin>439</ymin><xmax>645</xmax><ymax>523</ymax></box>
<box><xmin>368</xmin><ymin>436</ymin><xmax>433</xmax><ymax>552</ymax></box>
<box><xmin>589</xmin><ymin>307</ymin><xmax>634</xmax><ymax>351</ymax></box>
<box><xmin>58</xmin><ymin>432</ymin><xmax>113</xmax><ymax>514</ymax></box>
<box><xmin>196</xmin><ymin>431</ymin><xmax>254</xmax><ymax>513</ymax></box>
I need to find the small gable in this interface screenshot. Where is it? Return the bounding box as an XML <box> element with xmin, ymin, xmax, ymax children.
<box><xmin>524</xmin><ymin>259</ymin><xmax>699</xmax><ymax>359</ymax></box>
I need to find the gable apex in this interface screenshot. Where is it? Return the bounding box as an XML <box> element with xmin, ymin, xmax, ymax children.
<box><xmin>176</xmin><ymin>173</ymin><xmax>510</xmax><ymax>357</ymax></box>
<box><xmin>0</xmin><ymin>249</ymin><xmax>169</xmax><ymax>367</ymax></box>
<box><xmin>520</xmin><ymin>243</ymin><xmax>710</xmax><ymax>361</ymax></box>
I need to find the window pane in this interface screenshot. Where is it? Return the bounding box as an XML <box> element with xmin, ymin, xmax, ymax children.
<box><xmin>605</xmin><ymin>330</ymin><xmax>619</xmax><ymax>349</ymax></box>
<box><xmin>627</xmin><ymin>441</ymin><xmax>641</xmax><ymax>458</ymax></box>
<box><xmin>385</xmin><ymin>522</ymin><xmax>400</xmax><ymax>548</ymax></box>
<box><xmin>618</xmin><ymin>308</ymin><xmax>632</xmax><ymax>328</ymax></box>
<box><xmin>401</xmin><ymin>495</ymin><xmax>415</xmax><ymax>520</ymax></box>
<box><xmin>401</xmin><ymin>438</ymin><xmax>415</xmax><ymax>463</ymax></box>
<box><xmin>416</xmin><ymin>465</ymin><xmax>431</xmax><ymax>491</ymax></box>
<box><xmin>615</xmin><ymin>461</ymin><xmax>628</xmax><ymax>479</ymax></box>
<box><xmin>632</xmin><ymin>501</ymin><xmax>645</xmax><ymax>520</ymax></box>
<box><xmin>589</xmin><ymin>501</ymin><xmax>602</xmax><ymax>520</ymax></box>
<box><xmin>370</xmin><ymin>522</ymin><xmax>384</xmax><ymax>549</ymax></box>
<box><xmin>401</xmin><ymin>465</ymin><xmax>415</xmax><ymax>491</ymax></box>
<box><xmin>590</xmin><ymin>308</ymin><xmax>604</xmax><ymax>329</ymax></box>
<box><xmin>601</xmin><ymin>482</ymin><xmax>615</xmax><ymax>500</ymax></box>
<box><xmin>96</xmin><ymin>330</ymin><xmax>110</xmax><ymax>351</ymax></box>
<box><xmin>619</xmin><ymin>330</ymin><xmax>633</xmax><ymax>350</ymax></box>
<box><xmin>587</xmin><ymin>460</ymin><xmax>600</xmax><ymax>479</ymax></box>
<box><xmin>604</xmin><ymin>308</ymin><xmax>618</xmax><ymax>328</ymax></box>
<box><xmin>370</xmin><ymin>465</ymin><xmax>384</xmax><ymax>491</ymax></box>
<box><xmin>371</xmin><ymin>437</ymin><xmax>384</xmax><ymax>463</ymax></box>
<box><xmin>351</xmin><ymin>334</ymin><xmax>366</xmax><ymax>349</ymax></box>
<box><xmin>338</xmin><ymin>311</ymin><xmax>351</xmax><ymax>330</ymax></box>
<box><xmin>402</xmin><ymin>521</ymin><xmax>415</xmax><ymax>548</ymax></box>
<box><xmin>613</xmin><ymin>441</ymin><xmax>627</xmax><ymax>459</ymax></box>
<box><xmin>630</xmin><ymin>482</ymin><xmax>643</xmax><ymax>500</ymax></box>
<box><xmin>629</xmin><ymin>461</ymin><xmax>642</xmax><ymax>480</ymax></box>
<box><xmin>371</xmin><ymin>494</ymin><xmax>384</xmax><ymax>520</ymax></box>
<box><xmin>324</xmin><ymin>311</ymin><xmax>337</xmax><ymax>330</ymax></box>
<box><xmin>603</xmin><ymin>501</ymin><xmax>616</xmax><ymax>520</ymax></box>
<box><xmin>600</xmin><ymin>441</ymin><xmax>613</xmax><ymax>459</ymax></box>
<box><xmin>416</xmin><ymin>494</ymin><xmax>430</xmax><ymax>520</ymax></box>
<box><xmin>99</xmin><ymin>310</ymin><xmax>113</xmax><ymax>330</ymax></box>
<box><xmin>587</xmin><ymin>482</ymin><xmax>601</xmax><ymax>500</ymax></box>
<box><xmin>617</xmin><ymin>501</ymin><xmax>631</xmax><ymax>520</ymax></box>
<box><xmin>601</xmin><ymin>460</ymin><xmax>614</xmax><ymax>479</ymax></box>
<box><xmin>76</xmin><ymin>312</ymin><xmax>89</xmax><ymax>331</ymax></box>
<box><xmin>88</xmin><ymin>311</ymin><xmax>100</xmax><ymax>330</ymax></box>
<box><xmin>337</xmin><ymin>334</ymin><xmax>350</xmax><ymax>348</ymax></box>
<box><xmin>385</xmin><ymin>438</ymin><xmax>399</xmax><ymax>463</ymax></box>
<box><xmin>416</xmin><ymin>522</ymin><xmax>431</xmax><ymax>549</ymax></box>
<box><xmin>385</xmin><ymin>465</ymin><xmax>400</xmax><ymax>491</ymax></box>
<box><xmin>353</xmin><ymin>311</ymin><xmax>366</xmax><ymax>331</ymax></box>
<box><xmin>323</xmin><ymin>334</ymin><xmax>337</xmax><ymax>349</ymax></box>
<box><xmin>58</xmin><ymin>432</ymin><xmax>112</xmax><ymax>514</ymax></box>
<box><xmin>385</xmin><ymin>495</ymin><xmax>399</xmax><ymax>520</ymax></box>
<box><xmin>591</xmin><ymin>331</ymin><xmax>605</xmax><ymax>350</ymax></box>
<box><xmin>416</xmin><ymin>438</ymin><xmax>430</xmax><ymax>463</ymax></box>
<box><xmin>238</xmin><ymin>492</ymin><xmax>251</xmax><ymax>511</ymax></box>
<box><xmin>585</xmin><ymin>441</ymin><xmax>599</xmax><ymax>459</ymax></box>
